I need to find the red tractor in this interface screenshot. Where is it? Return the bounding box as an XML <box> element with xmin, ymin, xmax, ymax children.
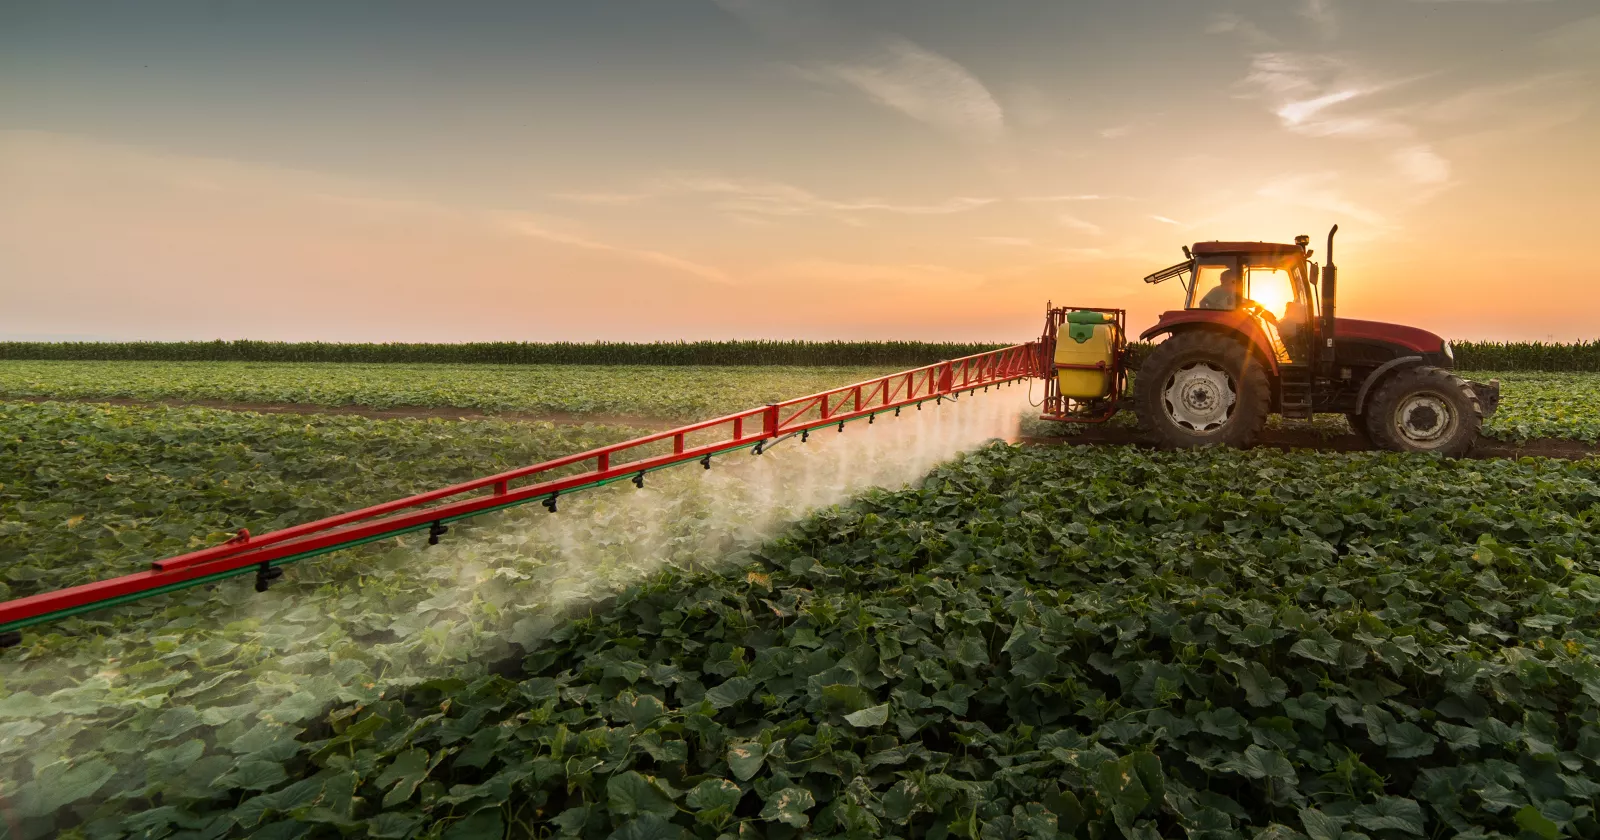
<box><xmin>1039</xmin><ymin>226</ymin><xmax>1500</xmax><ymax>455</ymax></box>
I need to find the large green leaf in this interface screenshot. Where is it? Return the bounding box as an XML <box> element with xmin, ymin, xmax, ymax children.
<box><xmin>760</xmin><ymin>786</ymin><xmax>816</xmax><ymax>828</ymax></box>
<box><xmin>607</xmin><ymin>771</ymin><xmax>679</xmax><ymax>818</ymax></box>
<box><xmin>685</xmin><ymin>778</ymin><xmax>742</xmax><ymax>812</ymax></box>
<box><xmin>1219</xmin><ymin>746</ymin><xmax>1296</xmax><ymax>784</ymax></box>
<box><xmin>20</xmin><ymin>758</ymin><xmax>116</xmax><ymax>817</ymax></box>
<box><xmin>1351</xmin><ymin>797</ymin><xmax>1425</xmax><ymax>836</ymax></box>
<box><xmin>375</xmin><ymin>749</ymin><xmax>431</xmax><ymax>808</ymax></box>
<box><xmin>726</xmin><ymin>741</ymin><xmax>767</xmax><ymax>781</ymax></box>
<box><xmin>844</xmin><ymin>703</ymin><xmax>889</xmax><ymax>727</ymax></box>
<box><xmin>704</xmin><ymin>677</ymin><xmax>755</xmax><ymax>709</ymax></box>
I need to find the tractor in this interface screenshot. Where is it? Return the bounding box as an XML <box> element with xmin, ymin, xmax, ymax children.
<box><xmin>1039</xmin><ymin>225</ymin><xmax>1500</xmax><ymax>455</ymax></box>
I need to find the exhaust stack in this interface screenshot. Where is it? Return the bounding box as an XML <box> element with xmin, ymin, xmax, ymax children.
<box><xmin>1322</xmin><ymin>224</ymin><xmax>1339</xmax><ymax>365</ymax></box>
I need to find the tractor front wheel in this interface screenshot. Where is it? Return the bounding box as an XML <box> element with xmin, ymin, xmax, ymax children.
<box><xmin>1135</xmin><ymin>332</ymin><xmax>1270</xmax><ymax>449</ymax></box>
<box><xmin>1363</xmin><ymin>365</ymin><xmax>1482</xmax><ymax>456</ymax></box>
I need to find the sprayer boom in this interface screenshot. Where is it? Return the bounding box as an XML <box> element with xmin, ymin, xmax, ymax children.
<box><xmin>0</xmin><ymin>345</ymin><xmax>1039</xmax><ymax>645</ymax></box>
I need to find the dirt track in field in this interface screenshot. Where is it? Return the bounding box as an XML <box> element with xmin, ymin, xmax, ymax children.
<box><xmin>9</xmin><ymin>396</ymin><xmax>1597</xmax><ymax>460</ymax></box>
<box><xmin>1020</xmin><ymin>426</ymin><xmax>1599</xmax><ymax>461</ymax></box>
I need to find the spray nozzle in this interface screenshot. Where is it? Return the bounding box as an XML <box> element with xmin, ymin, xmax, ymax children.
<box><xmin>632</xmin><ymin>471</ymin><xmax>646</xmax><ymax>489</ymax></box>
<box><xmin>701</xmin><ymin>454</ymin><xmax>712</xmax><ymax>469</ymax></box>
<box><xmin>543</xmin><ymin>492</ymin><xmax>559</xmax><ymax>513</ymax></box>
<box><xmin>254</xmin><ymin>562</ymin><xmax>284</xmax><ymax>592</ymax></box>
<box><xmin>427</xmin><ymin>521</ymin><xmax>449</xmax><ymax>546</ymax></box>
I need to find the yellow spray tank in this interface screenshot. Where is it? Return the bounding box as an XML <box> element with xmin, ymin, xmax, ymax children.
<box><xmin>1054</xmin><ymin>310</ymin><xmax>1121</xmax><ymax>399</ymax></box>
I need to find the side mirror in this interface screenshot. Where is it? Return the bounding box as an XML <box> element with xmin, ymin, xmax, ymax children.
<box><xmin>1309</xmin><ymin>263</ymin><xmax>1320</xmax><ymax>285</ymax></box>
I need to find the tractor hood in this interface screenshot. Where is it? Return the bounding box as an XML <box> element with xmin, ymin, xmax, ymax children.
<box><xmin>1333</xmin><ymin>318</ymin><xmax>1445</xmax><ymax>354</ymax></box>
<box><xmin>1138</xmin><ymin>310</ymin><xmax>1447</xmax><ymax>366</ymax></box>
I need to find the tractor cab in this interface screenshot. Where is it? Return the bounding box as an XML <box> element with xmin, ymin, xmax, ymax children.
<box><xmin>1147</xmin><ymin>240</ymin><xmax>1319</xmax><ymax>366</ymax></box>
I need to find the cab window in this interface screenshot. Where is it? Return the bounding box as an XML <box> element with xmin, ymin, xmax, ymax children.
<box><xmin>1187</xmin><ymin>258</ymin><xmax>1240</xmax><ymax>310</ymax></box>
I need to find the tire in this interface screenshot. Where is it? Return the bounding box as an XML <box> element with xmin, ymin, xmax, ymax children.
<box><xmin>1363</xmin><ymin>365</ymin><xmax>1482</xmax><ymax>456</ymax></box>
<box><xmin>1134</xmin><ymin>331</ymin><xmax>1270</xmax><ymax>448</ymax></box>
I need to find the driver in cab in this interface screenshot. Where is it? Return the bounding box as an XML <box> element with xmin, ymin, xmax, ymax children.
<box><xmin>1199</xmin><ymin>268</ymin><xmax>1278</xmax><ymax>324</ymax></box>
<box><xmin>1198</xmin><ymin>268</ymin><xmax>1242</xmax><ymax>311</ymax></box>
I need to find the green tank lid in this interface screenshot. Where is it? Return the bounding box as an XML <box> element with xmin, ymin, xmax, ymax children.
<box><xmin>1065</xmin><ymin>311</ymin><xmax>1111</xmax><ymax>325</ymax></box>
<box><xmin>1066</xmin><ymin>323</ymin><xmax>1096</xmax><ymax>343</ymax></box>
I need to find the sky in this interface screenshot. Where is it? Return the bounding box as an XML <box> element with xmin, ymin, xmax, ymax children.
<box><xmin>1</xmin><ymin>0</ymin><xmax>1597</xmax><ymax>343</ymax></box>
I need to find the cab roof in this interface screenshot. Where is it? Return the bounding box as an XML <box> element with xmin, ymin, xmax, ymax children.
<box><xmin>1191</xmin><ymin>241</ymin><xmax>1305</xmax><ymax>256</ymax></box>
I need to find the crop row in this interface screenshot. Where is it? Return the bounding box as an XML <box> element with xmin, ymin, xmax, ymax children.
<box><xmin>0</xmin><ymin>361</ymin><xmax>890</xmax><ymax>424</ymax></box>
<box><xmin>2</xmin><ymin>339</ymin><xmax>1598</xmax><ymax>370</ymax></box>
<box><xmin>0</xmin><ymin>403</ymin><xmax>644</xmax><ymax>598</ymax></box>
<box><xmin>5</xmin><ymin>361</ymin><xmax>1600</xmax><ymax>443</ymax></box>
<box><xmin>5</xmin><ymin>407</ymin><xmax>1600</xmax><ymax>838</ymax></box>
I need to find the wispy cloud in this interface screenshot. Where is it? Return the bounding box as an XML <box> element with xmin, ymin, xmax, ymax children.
<box><xmin>546</xmin><ymin>191</ymin><xmax>653</xmax><ymax>205</ymax></box>
<box><xmin>1098</xmin><ymin>125</ymin><xmax>1133</xmax><ymax>139</ymax></box>
<box><xmin>1301</xmin><ymin>0</ymin><xmax>1339</xmax><ymax>38</ymax></box>
<box><xmin>1206</xmin><ymin>12</ymin><xmax>1276</xmax><ymax>45</ymax></box>
<box><xmin>1256</xmin><ymin>173</ymin><xmax>1389</xmax><ymax>226</ymax></box>
<box><xmin>754</xmin><ymin>258</ymin><xmax>981</xmax><ymax>287</ymax></box>
<box><xmin>1058</xmin><ymin>215</ymin><xmax>1104</xmax><ymax>236</ymax></box>
<box><xmin>1020</xmin><ymin>193</ymin><xmax>1115</xmax><ymax>203</ymax></box>
<box><xmin>806</xmin><ymin>39</ymin><xmax>1005</xmax><ymax>144</ymax></box>
<box><xmin>1243</xmin><ymin>53</ymin><xmax>1449</xmax><ymax>185</ymax></box>
<box><xmin>663</xmin><ymin>176</ymin><xmax>996</xmax><ymax>222</ymax></box>
<box><xmin>501</xmin><ymin>215</ymin><xmax>731</xmax><ymax>284</ymax></box>
<box><xmin>978</xmin><ymin>236</ymin><xmax>1034</xmax><ymax>246</ymax></box>
<box><xmin>1151</xmin><ymin>215</ymin><xmax>1186</xmax><ymax>226</ymax></box>
<box><xmin>716</xmin><ymin>0</ymin><xmax>1004</xmax><ymax>144</ymax></box>
<box><xmin>1390</xmin><ymin>146</ymin><xmax>1451</xmax><ymax>186</ymax></box>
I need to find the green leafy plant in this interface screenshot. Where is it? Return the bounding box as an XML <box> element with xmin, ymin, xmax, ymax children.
<box><xmin>0</xmin><ymin>361</ymin><xmax>894</xmax><ymax>423</ymax></box>
<box><xmin>11</xmin><ymin>441</ymin><xmax>1598</xmax><ymax>838</ymax></box>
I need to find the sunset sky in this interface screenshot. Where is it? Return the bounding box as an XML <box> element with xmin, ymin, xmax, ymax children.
<box><xmin>2</xmin><ymin>1</ymin><xmax>1596</xmax><ymax>343</ymax></box>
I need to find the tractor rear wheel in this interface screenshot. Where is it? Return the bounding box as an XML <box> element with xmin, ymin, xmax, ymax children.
<box><xmin>1135</xmin><ymin>332</ymin><xmax>1270</xmax><ymax>449</ymax></box>
<box><xmin>1363</xmin><ymin>365</ymin><xmax>1482</xmax><ymax>456</ymax></box>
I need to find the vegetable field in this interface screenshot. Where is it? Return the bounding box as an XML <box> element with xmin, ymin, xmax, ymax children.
<box><xmin>0</xmin><ymin>392</ymin><xmax>1025</xmax><ymax>838</ymax></box>
<box><xmin>4</xmin><ymin>348</ymin><xmax>1600</xmax><ymax>840</ymax></box>
<box><xmin>5</xmin><ymin>362</ymin><xmax>1600</xmax><ymax>444</ymax></box>
<box><xmin>1475</xmin><ymin>373</ymin><xmax>1600</xmax><ymax>444</ymax></box>
<box><xmin>0</xmin><ymin>403</ymin><xmax>640</xmax><ymax>597</ymax></box>
<box><xmin>6</xmin><ymin>440</ymin><xmax>1600</xmax><ymax>838</ymax></box>
<box><xmin>0</xmin><ymin>362</ymin><xmax>891</xmax><ymax>423</ymax></box>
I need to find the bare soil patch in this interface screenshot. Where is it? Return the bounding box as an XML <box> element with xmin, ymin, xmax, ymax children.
<box><xmin>1020</xmin><ymin>425</ymin><xmax>1599</xmax><ymax>461</ymax></box>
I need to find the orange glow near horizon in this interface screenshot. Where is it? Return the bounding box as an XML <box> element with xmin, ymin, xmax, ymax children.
<box><xmin>1</xmin><ymin>5</ymin><xmax>1596</xmax><ymax>343</ymax></box>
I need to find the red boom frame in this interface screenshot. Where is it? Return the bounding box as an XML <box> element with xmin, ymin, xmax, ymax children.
<box><xmin>0</xmin><ymin>344</ymin><xmax>1040</xmax><ymax>641</ymax></box>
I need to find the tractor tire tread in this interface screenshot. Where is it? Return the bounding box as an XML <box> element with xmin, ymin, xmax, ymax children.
<box><xmin>1363</xmin><ymin>364</ymin><xmax>1482</xmax><ymax>456</ymax></box>
<box><xmin>1134</xmin><ymin>331</ymin><xmax>1270</xmax><ymax>449</ymax></box>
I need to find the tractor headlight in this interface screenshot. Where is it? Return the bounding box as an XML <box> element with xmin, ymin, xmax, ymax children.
<box><xmin>1442</xmin><ymin>341</ymin><xmax>1454</xmax><ymax>362</ymax></box>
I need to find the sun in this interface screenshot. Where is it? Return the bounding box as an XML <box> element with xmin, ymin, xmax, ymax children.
<box><xmin>1247</xmin><ymin>268</ymin><xmax>1296</xmax><ymax>319</ymax></box>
